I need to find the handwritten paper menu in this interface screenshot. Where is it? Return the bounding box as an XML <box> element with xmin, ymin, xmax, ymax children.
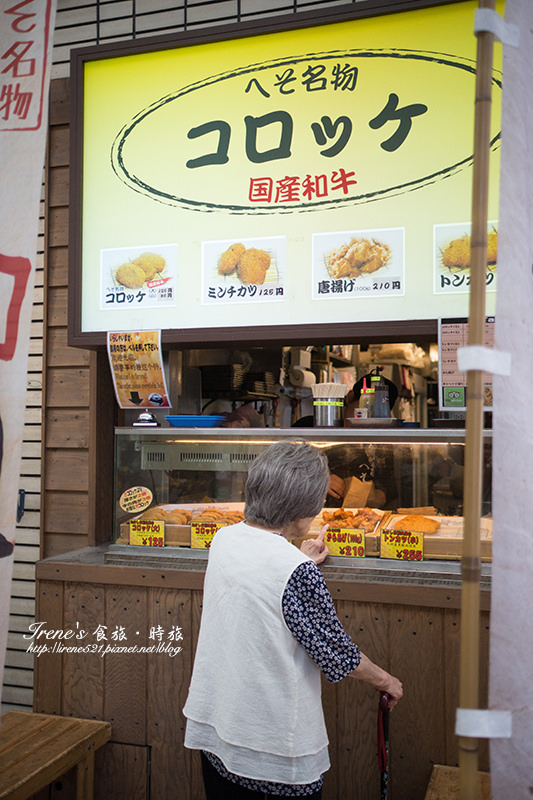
<box><xmin>439</xmin><ymin>317</ymin><xmax>495</xmax><ymax>410</ymax></box>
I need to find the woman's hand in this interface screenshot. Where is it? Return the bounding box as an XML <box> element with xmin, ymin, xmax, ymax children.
<box><xmin>349</xmin><ymin>653</ymin><xmax>403</xmax><ymax>710</ymax></box>
<box><xmin>300</xmin><ymin>525</ymin><xmax>329</xmax><ymax>565</ymax></box>
<box><xmin>377</xmin><ymin>675</ymin><xmax>403</xmax><ymax>710</ymax></box>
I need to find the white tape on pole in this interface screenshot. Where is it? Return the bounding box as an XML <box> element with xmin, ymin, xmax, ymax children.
<box><xmin>456</xmin><ymin>345</ymin><xmax>512</xmax><ymax>376</ymax></box>
<box><xmin>474</xmin><ymin>9</ymin><xmax>520</xmax><ymax>47</ymax></box>
<box><xmin>456</xmin><ymin>708</ymin><xmax>513</xmax><ymax>739</ymax></box>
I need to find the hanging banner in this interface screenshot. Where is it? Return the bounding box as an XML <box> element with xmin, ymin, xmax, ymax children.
<box><xmin>490</xmin><ymin>1</ymin><xmax>533</xmax><ymax>796</ymax></box>
<box><xmin>0</xmin><ymin>0</ymin><xmax>57</xmax><ymax>697</ymax></box>
<box><xmin>70</xmin><ymin>0</ymin><xmax>504</xmax><ymax>346</ymax></box>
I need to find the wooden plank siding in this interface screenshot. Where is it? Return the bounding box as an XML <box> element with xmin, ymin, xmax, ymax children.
<box><xmin>41</xmin><ymin>78</ymin><xmax>93</xmax><ymax>562</ymax></box>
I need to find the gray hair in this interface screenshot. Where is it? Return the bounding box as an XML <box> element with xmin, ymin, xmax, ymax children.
<box><xmin>244</xmin><ymin>441</ymin><xmax>329</xmax><ymax>529</ymax></box>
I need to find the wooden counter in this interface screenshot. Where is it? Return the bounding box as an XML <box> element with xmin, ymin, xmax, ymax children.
<box><xmin>34</xmin><ymin>546</ymin><xmax>491</xmax><ymax>800</ymax></box>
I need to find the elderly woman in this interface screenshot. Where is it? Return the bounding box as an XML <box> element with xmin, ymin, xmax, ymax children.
<box><xmin>183</xmin><ymin>440</ymin><xmax>403</xmax><ymax>799</ymax></box>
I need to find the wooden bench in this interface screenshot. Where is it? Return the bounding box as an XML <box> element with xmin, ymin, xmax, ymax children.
<box><xmin>424</xmin><ymin>764</ymin><xmax>492</xmax><ymax>799</ymax></box>
<box><xmin>0</xmin><ymin>711</ymin><xmax>111</xmax><ymax>800</ymax></box>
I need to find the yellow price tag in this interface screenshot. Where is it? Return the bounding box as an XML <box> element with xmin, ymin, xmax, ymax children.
<box><xmin>129</xmin><ymin>519</ymin><xmax>165</xmax><ymax>547</ymax></box>
<box><xmin>324</xmin><ymin>527</ymin><xmax>365</xmax><ymax>558</ymax></box>
<box><xmin>380</xmin><ymin>528</ymin><xmax>424</xmax><ymax>561</ymax></box>
<box><xmin>191</xmin><ymin>521</ymin><xmax>221</xmax><ymax>549</ymax></box>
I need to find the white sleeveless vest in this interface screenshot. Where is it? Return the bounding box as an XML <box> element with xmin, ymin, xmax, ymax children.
<box><xmin>183</xmin><ymin>521</ymin><xmax>330</xmax><ymax>784</ymax></box>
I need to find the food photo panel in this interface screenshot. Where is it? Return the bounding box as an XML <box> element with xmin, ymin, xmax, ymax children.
<box><xmin>202</xmin><ymin>235</ymin><xmax>285</xmax><ymax>305</ymax></box>
<box><xmin>312</xmin><ymin>227</ymin><xmax>405</xmax><ymax>301</ymax></box>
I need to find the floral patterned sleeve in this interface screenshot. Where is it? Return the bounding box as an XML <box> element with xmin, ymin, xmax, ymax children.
<box><xmin>282</xmin><ymin>560</ymin><xmax>361</xmax><ymax>683</ymax></box>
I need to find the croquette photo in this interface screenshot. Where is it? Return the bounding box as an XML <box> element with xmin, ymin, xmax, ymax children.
<box><xmin>134</xmin><ymin>252</ymin><xmax>166</xmax><ymax>275</ymax></box>
<box><xmin>114</xmin><ymin>251</ymin><xmax>166</xmax><ymax>288</ymax></box>
<box><xmin>115</xmin><ymin>262</ymin><xmax>146</xmax><ymax>289</ymax></box>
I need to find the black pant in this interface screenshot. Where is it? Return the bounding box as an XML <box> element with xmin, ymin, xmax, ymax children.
<box><xmin>200</xmin><ymin>752</ymin><xmax>322</xmax><ymax>800</ymax></box>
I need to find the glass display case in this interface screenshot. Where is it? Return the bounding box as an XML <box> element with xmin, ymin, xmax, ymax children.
<box><xmin>113</xmin><ymin>427</ymin><xmax>492</xmax><ymax>560</ymax></box>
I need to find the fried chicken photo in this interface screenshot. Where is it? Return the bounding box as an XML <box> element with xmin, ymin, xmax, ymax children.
<box><xmin>327</xmin><ymin>238</ymin><xmax>391</xmax><ymax>279</ymax></box>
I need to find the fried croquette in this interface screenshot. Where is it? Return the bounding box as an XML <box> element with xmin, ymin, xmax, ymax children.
<box><xmin>134</xmin><ymin>252</ymin><xmax>166</xmax><ymax>273</ymax></box>
<box><xmin>139</xmin><ymin>506</ymin><xmax>168</xmax><ymax>521</ymax></box>
<box><xmin>237</xmin><ymin>248</ymin><xmax>271</xmax><ymax>285</ymax></box>
<box><xmin>115</xmin><ymin>262</ymin><xmax>146</xmax><ymax>289</ymax></box>
<box><xmin>218</xmin><ymin>243</ymin><xmax>246</xmax><ymax>276</ymax></box>
<box><xmin>166</xmin><ymin>509</ymin><xmax>190</xmax><ymax>524</ymax></box>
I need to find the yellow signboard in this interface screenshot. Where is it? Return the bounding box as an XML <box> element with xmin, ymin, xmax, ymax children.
<box><xmin>380</xmin><ymin>529</ymin><xmax>424</xmax><ymax>562</ymax></box>
<box><xmin>190</xmin><ymin>522</ymin><xmax>221</xmax><ymax>549</ymax></box>
<box><xmin>325</xmin><ymin>527</ymin><xmax>366</xmax><ymax>558</ymax></box>
<box><xmin>73</xmin><ymin>1</ymin><xmax>503</xmax><ymax>342</ymax></box>
<box><xmin>129</xmin><ymin>519</ymin><xmax>165</xmax><ymax>547</ymax></box>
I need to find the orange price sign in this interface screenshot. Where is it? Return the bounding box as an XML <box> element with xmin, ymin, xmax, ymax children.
<box><xmin>129</xmin><ymin>519</ymin><xmax>165</xmax><ymax>547</ymax></box>
<box><xmin>190</xmin><ymin>521</ymin><xmax>221</xmax><ymax>549</ymax></box>
<box><xmin>325</xmin><ymin>527</ymin><xmax>366</xmax><ymax>558</ymax></box>
<box><xmin>380</xmin><ymin>529</ymin><xmax>423</xmax><ymax>561</ymax></box>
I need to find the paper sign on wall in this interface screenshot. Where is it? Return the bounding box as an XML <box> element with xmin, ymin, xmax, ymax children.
<box><xmin>107</xmin><ymin>330</ymin><xmax>171</xmax><ymax>409</ymax></box>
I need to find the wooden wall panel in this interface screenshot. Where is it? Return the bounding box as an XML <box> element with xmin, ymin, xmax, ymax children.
<box><xmin>335</xmin><ymin>601</ymin><xmax>389</xmax><ymax>800</ymax></box>
<box><xmin>48</xmin><ymin>166</ymin><xmax>69</xmax><ymax>207</ymax></box>
<box><xmin>39</xmin><ymin>81</ymin><xmax>115</xmax><ymax>554</ymax></box>
<box><xmin>47</xmin><ymin>246</ymin><xmax>68</xmax><ymax>286</ymax></box>
<box><xmin>146</xmin><ymin>588</ymin><xmax>193</xmax><ymax>799</ymax></box>
<box><xmin>61</xmin><ymin>583</ymin><xmax>105</xmax><ymax>720</ymax></box>
<box><xmin>103</xmin><ymin>585</ymin><xmax>148</xmax><ymax>744</ymax></box>
<box><xmin>46</xmin><ymin>368</ymin><xmax>90</xmax><ymax>407</ymax></box>
<box><xmin>47</xmin><ymin>329</ymin><xmax>90</xmax><ymax>368</ymax></box>
<box><xmin>43</xmin><ymin>492</ymin><xmax>89</xmax><ymax>534</ymax></box>
<box><xmin>47</xmin><ymin>208</ymin><xmax>69</xmax><ymax>248</ymax></box>
<box><xmin>45</xmin><ymin>411</ymin><xmax>90</xmax><ymax>449</ymax></box>
<box><xmin>40</xmin><ymin>77</ymin><xmax>97</xmax><ymax>559</ymax></box>
<box><xmin>95</xmin><ymin>743</ymin><xmax>149</xmax><ymax>800</ymax></box>
<box><xmin>389</xmin><ymin>606</ymin><xmax>447</xmax><ymax>800</ymax></box>
<box><xmin>42</xmin><ymin>534</ymin><xmax>89</xmax><ymax>560</ymax></box>
<box><xmin>48</xmin><ymin>124</ymin><xmax>69</xmax><ymax>168</ymax></box>
<box><xmin>46</xmin><ymin>287</ymin><xmax>69</xmax><ymax>327</ymax></box>
<box><xmin>33</xmin><ymin>581</ymin><xmax>64</xmax><ymax>715</ymax></box>
<box><xmin>43</xmin><ymin>451</ymin><xmax>89</xmax><ymax>492</ymax></box>
<box><xmin>189</xmin><ymin>590</ymin><xmax>205</xmax><ymax>800</ymax></box>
